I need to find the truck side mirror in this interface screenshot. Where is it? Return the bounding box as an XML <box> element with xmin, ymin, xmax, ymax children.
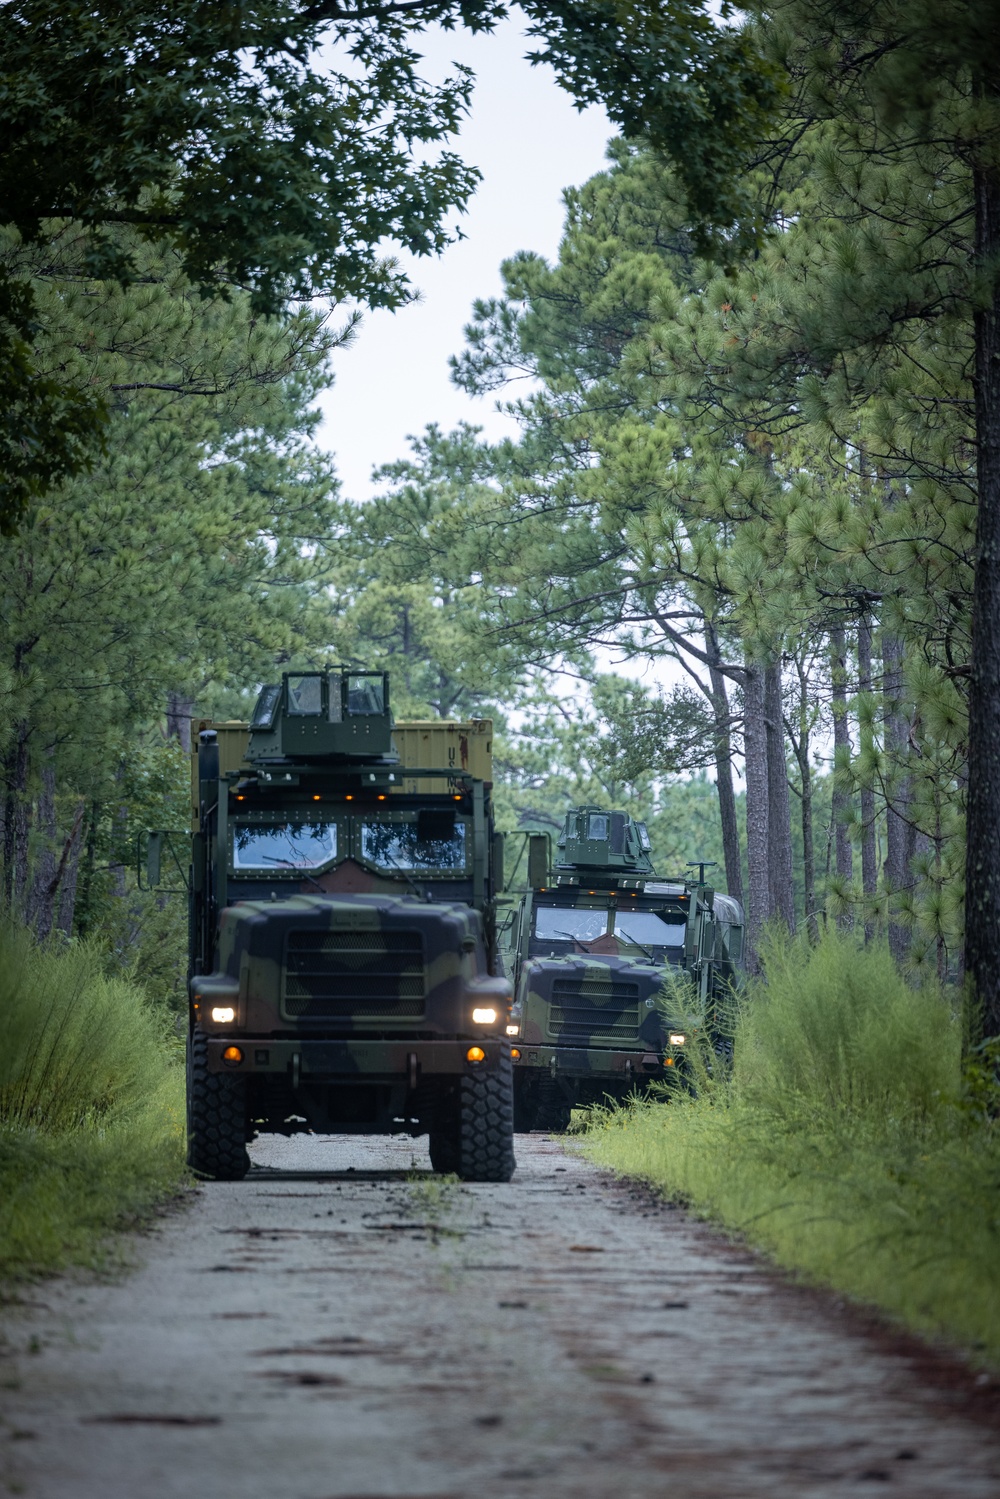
<box><xmin>528</xmin><ymin>834</ymin><xmax>549</xmax><ymax>889</ymax></box>
<box><xmin>146</xmin><ymin>831</ymin><xmax>163</xmax><ymax>889</ymax></box>
<box><xmin>493</xmin><ymin>831</ymin><xmax>506</xmax><ymax>892</ymax></box>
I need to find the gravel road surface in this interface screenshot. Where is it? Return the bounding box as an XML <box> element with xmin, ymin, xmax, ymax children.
<box><xmin>2</xmin><ymin>1133</ymin><xmax>999</xmax><ymax>1498</ymax></box>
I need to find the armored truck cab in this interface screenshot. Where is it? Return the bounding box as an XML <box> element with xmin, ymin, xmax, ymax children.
<box><xmin>186</xmin><ymin>669</ymin><xmax>514</xmax><ymax>1181</ymax></box>
<box><xmin>506</xmin><ymin>806</ymin><xmax>744</xmax><ymax>1131</ymax></box>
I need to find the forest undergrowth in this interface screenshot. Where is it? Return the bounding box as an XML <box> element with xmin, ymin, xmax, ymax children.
<box><xmin>0</xmin><ymin>924</ymin><xmax>186</xmax><ymax>1283</ymax></box>
<box><xmin>580</xmin><ymin>930</ymin><xmax>1000</xmax><ymax>1364</ymax></box>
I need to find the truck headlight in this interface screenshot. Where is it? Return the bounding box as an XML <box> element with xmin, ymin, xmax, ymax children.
<box><xmin>505</xmin><ymin>1023</ymin><xmax>520</xmax><ymax>1037</ymax></box>
<box><xmin>668</xmin><ymin>1032</ymin><xmax>686</xmax><ymax>1047</ymax></box>
<box><xmin>472</xmin><ymin>1007</ymin><xmax>498</xmax><ymax>1025</ymax></box>
<box><xmin>211</xmin><ymin>1006</ymin><xmax>236</xmax><ymax>1024</ymax></box>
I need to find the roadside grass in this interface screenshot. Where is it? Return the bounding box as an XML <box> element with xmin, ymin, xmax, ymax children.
<box><xmin>580</xmin><ymin>929</ymin><xmax>1000</xmax><ymax>1364</ymax></box>
<box><xmin>0</xmin><ymin>923</ymin><xmax>187</xmax><ymax>1282</ymax></box>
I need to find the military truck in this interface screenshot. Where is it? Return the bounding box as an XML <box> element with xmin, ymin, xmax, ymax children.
<box><xmin>175</xmin><ymin>669</ymin><xmax>514</xmax><ymax>1181</ymax></box>
<box><xmin>504</xmin><ymin>806</ymin><xmax>744</xmax><ymax>1131</ymax></box>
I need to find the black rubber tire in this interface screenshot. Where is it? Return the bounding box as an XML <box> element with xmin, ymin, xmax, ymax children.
<box><xmin>512</xmin><ymin>1079</ymin><xmax>539</xmax><ymax>1133</ymax></box>
<box><xmin>427</xmin><ymin>1128</ymin><xmax>460</xmax><ymax>1174</ymax></box>
<box><xmin>534</xmin><ymin>1078</ymin><xmax>572</xmax><ymax>1134</ymax></box>
<box><xmin>187</xmin><ymin>1028</ymin><xmax>251</xmax><ymax>1180</ymax></box>
<box><xmin>455</xmin><ymin>1047</ymin><xmax>515</xmax><ymax>1182</ymax></box>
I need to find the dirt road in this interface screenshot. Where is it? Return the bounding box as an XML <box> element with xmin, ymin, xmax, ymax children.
<box><xmin>2</xmin><ymin>1134</ymin><xmax>999</xmax><ymax>1499</ymax></box>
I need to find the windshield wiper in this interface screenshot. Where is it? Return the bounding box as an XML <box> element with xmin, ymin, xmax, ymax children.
<box><xmin>554</xmin><ymin>927</ymin><xmax>656</xmax><ymax>962</ymax></box>
<box><xmin>260</xmin><ymin>854</ymin><xmax>326</xmax><ymax>893</ymax></box>
<box><xmin>554</xmin><ymin>929</ymin><xmax>603</xmax><ymax>951</ymax></box>
<box><xmin>615</xmin><ymin>932</ymin><xmax>655</xmax><ymax>962</ymax></box>
<box><xmin>383</xmin><ymin>851</ymin><xmax>427</xmax><ymax>900</ymax></box>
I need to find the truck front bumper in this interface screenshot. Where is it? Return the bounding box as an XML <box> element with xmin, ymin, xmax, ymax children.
<box><xmin>204</xmin><ymin>1036</ymin><xmax>508</xmax><ymax>1078</ymax></box>
<box><xmin>511</xmin><ymin>1045</ymin><xmax>670</xmax><ymax>1079</ymax></box>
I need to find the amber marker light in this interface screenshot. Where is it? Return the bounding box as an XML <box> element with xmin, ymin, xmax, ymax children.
<box><xmin>466</xmin><ymin>1046</ymin><xmax>486</xmax><ymax>1063</ymax></box>
<box><xmin>664</xmin><ymin>1057</ymin><xmax>675</xmax><ymax>1067</ymax></box>
<box><xmin>511</xmin><ymin>1048</ymin><xmax>521</xmax><ymax>1060</ymax></box>
<box><xmin>345</xmin><ymin>794</ymin><xmax>353</xmax><ymax>801</ymax></box>
<box><xmin>377</xmin><ymin>794</ymin><xmax>386</xmax><ymax>801</ymax></box>
<box><xmin>313</xmin><ymin>794</ymin><xmax>321</xmax><ymax>801</ymax></box>
<box><xmin>222</xmin><ymin>1046</ymin><xmax>244</xmax><ymax>1067</ymax></box>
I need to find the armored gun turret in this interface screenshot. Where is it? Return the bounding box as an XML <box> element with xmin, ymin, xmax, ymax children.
<box><xmin>171</xmin><ymin>668</ymin><xmax>514</xmax><ymax>1182</ymax></box>
<box><xmin>504</xmin><ymin>805</ymin><xmax>744</xmax><ymax>1131</ymax></box>
<box><xmin>554</xmin><ymin>805</ymin><xmax>654</xmax><ymax>876</ymax></box>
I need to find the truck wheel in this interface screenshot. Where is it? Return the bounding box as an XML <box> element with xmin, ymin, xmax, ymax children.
<box><xmin>455</xmin><ymin>1048</ymin><xmax>515</xmax><ymax>1182</ymax></box>
<box><xmin>427</xmin><ymin>1129</ymin><xmax>460</xmax><ymax>1174</ymax></box>
<box><xmin>187</xmin><ymin>1028</ymin><xmax>250</xmax><ymax>1181</ymax></box>
<box><xmin>534</xmin><ymin>1078</ymin><xmax>572</xmax><ymax>1134</ymax></box>
<box><xmin>513</xmin><ymin>1079</ymin><xmax>539</xmax><ymax>1133</ymax></box>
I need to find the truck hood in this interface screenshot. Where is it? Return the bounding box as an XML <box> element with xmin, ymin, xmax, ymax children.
<box><xmin>516</xmin><ymin>952</ymin><xmax>668</xmax><ymax>1050</ymax></box>
<box><xmin>194</xmin><ymin>893</ymin><xmax>510</xmax><ymax>1034</ymax></box>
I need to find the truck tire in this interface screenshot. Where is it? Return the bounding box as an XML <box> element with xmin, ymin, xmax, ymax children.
<box><xmin>427</xmin><ymin>1128</ymin><xmax>460</xmax><ymax>1174</ymax></box>
<box><xmin>187</xmin><ymin>1028</ymin><xmax>250</xmax><ymax>1181</ymax></box>
<box><xmin>534</xmin><ymin>1078</ymin><xmax>572</xmax><ymax>1134</ymax></box>
<box><xmin>455</xmin><ymin>1048</ymin><xmax>515</xmax><ymax>1182</ymax></box>
<box><xmin>513</xmin><ymin>1078</ymin><xmax>539</xmax><ymax>1133</ymax></box>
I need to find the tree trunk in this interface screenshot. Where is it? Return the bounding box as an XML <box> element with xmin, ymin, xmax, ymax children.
<box><xmin>1</xmin><ymin>720</ymin><xmax>31</xmax><ymax>918</ymax></box>
<box><xmin>75</xmin><ymin>799</ymin><xmax>101</xmax><ymax>938</ymax></box>
<box><xmin>166</xmin><ymin>691</ymin><xmax>195</xmax><ymax>754</ymax></box>
<box><xmin>764</xmin><ymin>660</ymin><xmax>795</xmax><ymax>931</ymax></box>
<box><xmin>56</xmin><ymin>801</ymin><xmax>88</xmax><ymax>937</ymax></box>
<box><xmin>706</xmin><ymin>623</ymin><xmax>744</xmax><ymax>906</ymax></box>
<box><xmin>857</xmin><ymin>613</ymin><xmax>878</xmax><ymax>943</ymax></box>
<box><xmin>710</xmin><ymin>679</ymin><xmax>744</xmax><ymax>904</ymax></box>
<box><xmin>882</xmin><ymin>629</ymin><xmax>912</xmax><ymax>964</ymax></box>
<box><xmin>830</xmin><ymin>627</ymin><xmax>854</xmax><ymax>926</ymax></box>
<box><xmin>800</xmin><ymin>754</ymin><xmax>815</xmax><ymax>939</ymax></box>
<box><xmin>26</xmin><ymin>756</ymin><xmax>58</xmax><ymax>940</ymax></box>
<box><xmin>742</xmin><ymin>661</ymin><xmax>771</xmax><ymax>971</ymax></box>
<box><xmin>965</xmin><ymin>148</ymin><xmax>1000</xmax><ymax>1038</ymax></box>
<box><xmin>789</xmin><ymin>659</ymin><xmax>817</xmax><ymax>940</ymax></box>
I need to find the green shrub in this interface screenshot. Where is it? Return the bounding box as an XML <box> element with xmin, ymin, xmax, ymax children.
<box><xmin>736</xmin><ymin>929</ymin><xmax>957</xmax><ymax>1121</ymax></box>
<box><xmin>582</xmin><ymin>929</ymin><xmax>1000</xmax><ymax>1364</ymax></box>
<box><xmin>0</xmin><ymin>923</ymin><xmax>186</xmax><ymax>1280</ymax></box>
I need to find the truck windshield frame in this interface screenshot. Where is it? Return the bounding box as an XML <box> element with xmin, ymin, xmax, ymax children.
<box><xmin>534</xmin><ymin>907</ymin><xmax>608</xmax><ymax>943</ymax></box>
<box><xmin>612</xmin><ymin>909</ymin><xmax>687</xmax><ymax>948</ymax></box>
<box><xmin>232</xmin><ymin>819</ymin><xmax>339</xmax><ymax>874</ymax></box>
<box><xmin>532</xmin><ymin>902</ymin><xmax>688</xmax><ymax>952</ymax></box>
<box><xmin>358</xmin><ymin>811</ymin><xmax>468</xmax><ymax>875</ymax></box>
<box><xmin>229</xmin><ymin>807</ymin><xmax>470</xmax><ymax>880</ymax></box>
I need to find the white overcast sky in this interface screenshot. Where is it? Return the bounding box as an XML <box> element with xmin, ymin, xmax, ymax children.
<box><xmin>314</xmin><ymin>15</ymin><xmax>612</xmax><ymax>500</ymax></box>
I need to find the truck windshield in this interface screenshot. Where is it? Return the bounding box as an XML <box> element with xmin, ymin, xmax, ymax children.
<box><xmin>360</xmin><ymin>818</ymin><xmax>467</xmax><ymax>873</ymax></box>
<box><xmin>233</xmin><ymin>822</ymin><xmax>337</xmax><ymax>872</ymax></box>
<box><xmin>613</xmin><ymin>910</ymin><xmax>687</xmax><ymax>948</ymax></box>
<box><xmin>534</xmin><ymin>907</ymin><xmax>608</xmax><ymax>943</ymax></box>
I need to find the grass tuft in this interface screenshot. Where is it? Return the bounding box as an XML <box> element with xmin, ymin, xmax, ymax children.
<box><xmin>0</xmin><ymin>923</ymin><xmax>186</xmax><ymax>1281</ymax></box>
<box><xmin>580</xmin><ymin>928</ymin><xmax>1000</xmax><ymax>1363</ymax></box>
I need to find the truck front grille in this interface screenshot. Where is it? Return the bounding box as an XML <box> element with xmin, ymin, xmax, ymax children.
<box><xmin>283</xmin><ymin>929</ymin><xmax>425</xmax><ymax>1020</ymax></box>
<box><xmin>548</xmin><ymin>978</ymin><xmax>641</xmax><ymax>1041</ymax></box>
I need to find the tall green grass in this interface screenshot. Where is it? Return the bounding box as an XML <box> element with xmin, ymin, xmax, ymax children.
<box><xmin>582</xmin><ymin>929</ymin><xmax>1000</xmax><ymax>1363</ymax></box>
<box><xmin>0</xmin><ymin>924</ymin><xmax>186</xmax><ymax>1280</ymax></box>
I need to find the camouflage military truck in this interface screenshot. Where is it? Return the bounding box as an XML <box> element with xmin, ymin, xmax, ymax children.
<box><xmin>504</xmin><ymin>806</ymin><xmax>744</xmax><ymax>1131</ymax></box>
<box><xmin>171</xmin><ymin>669</ymin><xmax>514</xmax><ymax>1181</ymax></box>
